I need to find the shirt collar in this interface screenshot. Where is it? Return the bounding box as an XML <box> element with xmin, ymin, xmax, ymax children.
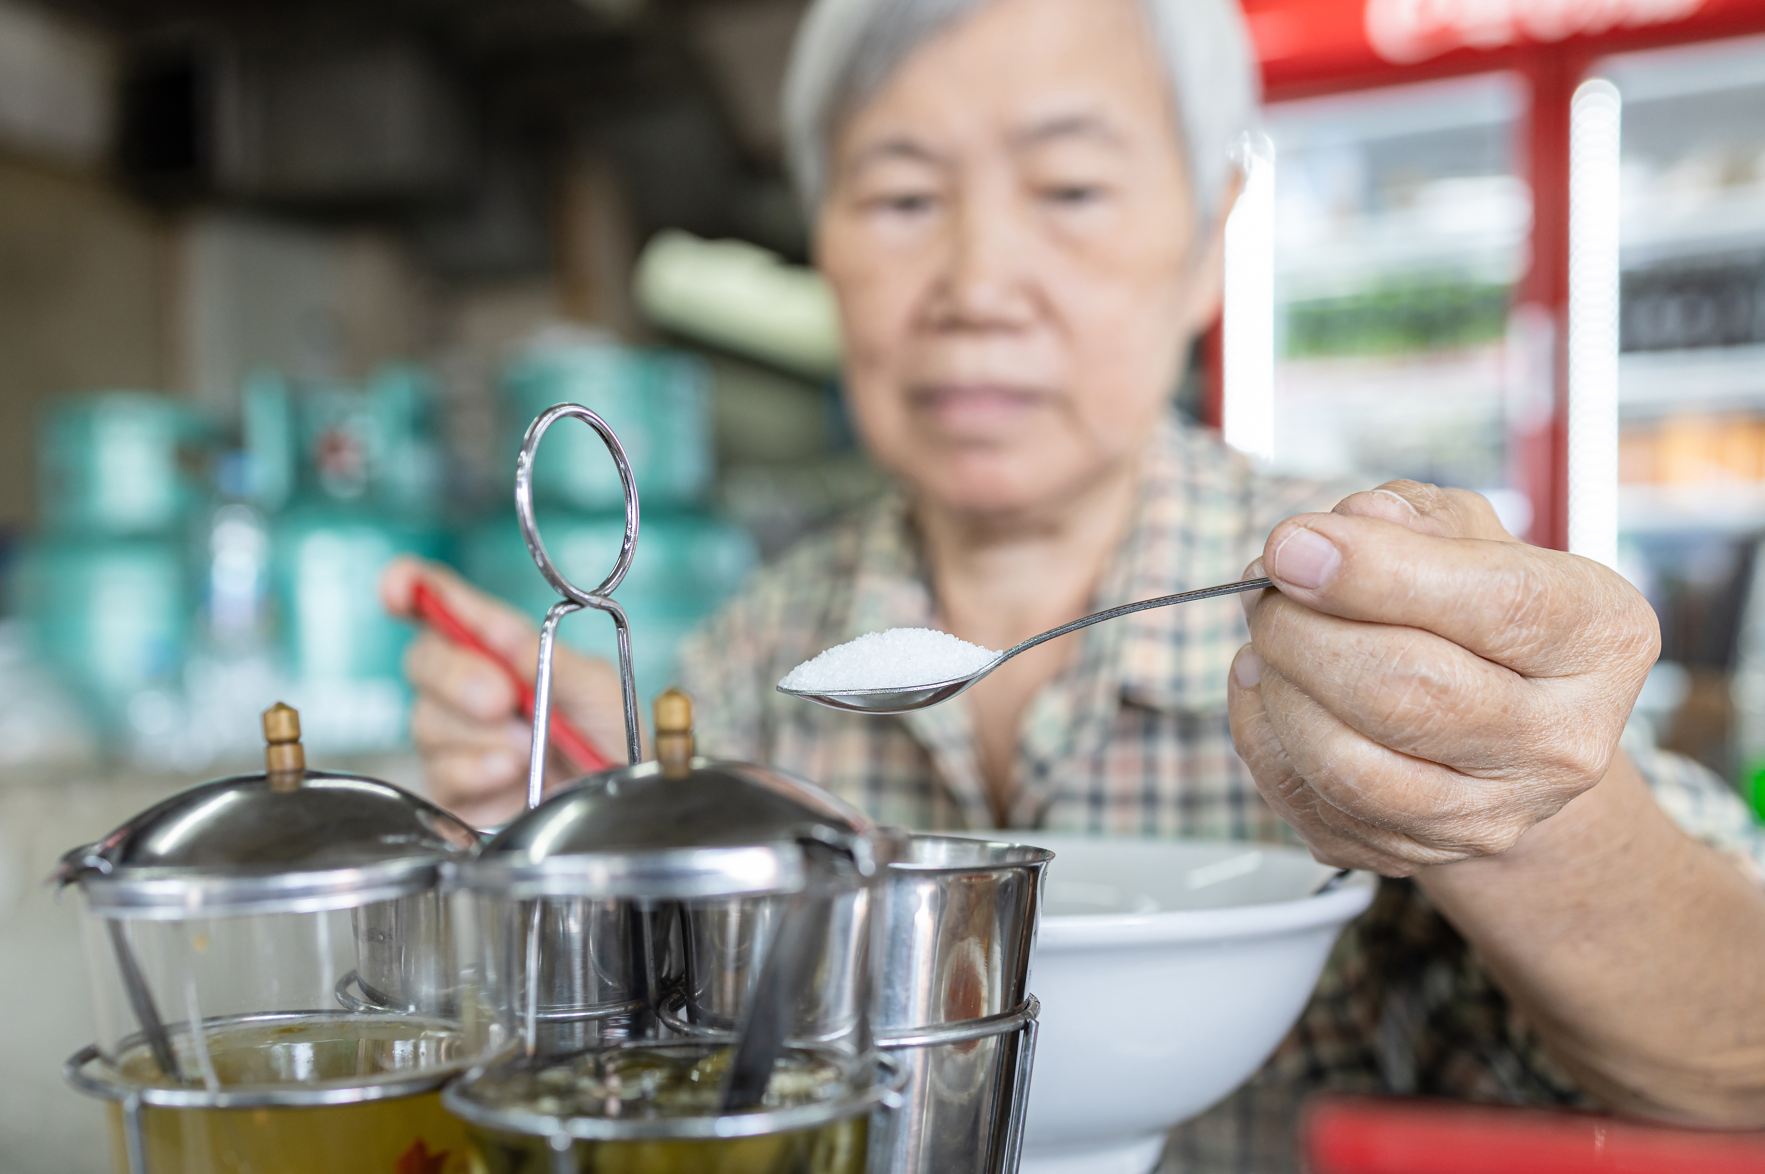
<box><xmin>844</xmin><ymin>490</ymin><xmax>993</xmax><ymax>825</ymax></box>
<box><xmin>844</xmin><ymin>489</ymin><xmax>931</xmax><ymax>642</ymax></box>
<box><xmin>1088</xmin><ymin>417</ymin><xmax>1256</xmax><ymax>715</ymax></box>
<box><xmin>839</xmin><ymin>416</ymin><xmax>1255</xmax><ymax>766</ymax></box>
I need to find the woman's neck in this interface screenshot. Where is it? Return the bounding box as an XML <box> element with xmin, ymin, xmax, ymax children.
<box><xmin>915</xmin><ymin>455</ymin><xmax>1143</xmax><ymax>652</ymax></box>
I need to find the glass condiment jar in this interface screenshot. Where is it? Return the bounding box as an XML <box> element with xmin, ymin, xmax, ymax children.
<box><xmin>432</xmin><ymin>402</ymin><xmax>907</xmax><ymax>1172</ymax></box>
<box><xmin>445</xmin><ymin>688</ymin><xmax>907</xmax><ymax>1174</ymax></box>
<box><xmin>58</xmin><ymin>703</ymin><xmax>489</xmax><ymax>1174</ymax></box>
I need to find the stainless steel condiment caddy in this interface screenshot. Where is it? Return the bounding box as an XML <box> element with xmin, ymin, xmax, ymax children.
<box><xmin>56</xmin><ymin>402</ymin><xmax>1050</xmax><ymax>1174</ymax></box>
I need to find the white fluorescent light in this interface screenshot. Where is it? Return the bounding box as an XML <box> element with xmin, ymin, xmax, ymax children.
<box><xmin>1568</xmin><ymin>78</ymin><xmax>1622</xmax><ymax>570</ymax></box>
<box><xmin>1224</xmin><ymin>132</ymin><xmax>1276</xmax><ymax>465</ymax></box>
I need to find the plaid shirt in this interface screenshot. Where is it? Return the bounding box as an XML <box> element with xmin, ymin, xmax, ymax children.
<box><xmin>678</xmin><ymin>416</ymin><xmax>1765</xmax><ymax>1172</ymax></box>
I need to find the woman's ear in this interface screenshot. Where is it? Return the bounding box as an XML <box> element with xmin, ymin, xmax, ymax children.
<box><xmin>1174</xmin><ymin>168</ymin><xmax>1245</xmax><ymax>336</ymax></box>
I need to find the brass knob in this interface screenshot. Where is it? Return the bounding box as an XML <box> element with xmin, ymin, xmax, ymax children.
<box><xmin>654</xmin><ymin>688</ymin><xmax>694</xmax><ymax>778</ymax></box>
<box><xmin>262</xmin><ymin>702</ymin><xmax>306</xmax><ymax>791</ymax></box>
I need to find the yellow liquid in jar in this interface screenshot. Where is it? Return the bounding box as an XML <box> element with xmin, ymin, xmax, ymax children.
<box><xmin>465</xmin><ymin>1116</ymin><xmax>867</xmax><ymax>1174</ymax></box>
<box><xmin>105</xmin><ymin>1015</ymin><xmax>472</xmax><ymax>1174</ymax></box>
<box><xmin>108</xmin><ymin>1091</ymin><xmax>472</xmax><ymax>1174</ymax></box>
<box><xmin>456</xmin><ymin>1045</ymin><xmax>873</xmax><ymax>1174</ymax></box>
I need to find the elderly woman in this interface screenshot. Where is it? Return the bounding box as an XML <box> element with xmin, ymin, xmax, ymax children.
<box><xmin>384</xmin><ymin>0</ymin><xmax>1765</xmax><ymax>1167</ymax></box>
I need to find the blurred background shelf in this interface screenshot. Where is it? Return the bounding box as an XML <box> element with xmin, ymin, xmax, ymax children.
<box><xmin>1604</xmin><ymin>35</ymin><xmax>1765</xmax><ymax>798</ymax></box>
<box><xmin>1619</xmin><ymin>484</ymin><xmax>1765</xmax><ymax>535</ymax></box>
<box><xmin>1266</xmin><ymin>71</ymin><xmax>1529</xmax><ymax>528</ymax></box>
<box><xmin>1258</xmin><ymin>23</ymin><xmax>1765</xmax><ymax>814</ymax></box>
<box><xmin>1271</xmin><ymin>73</ymin><xmax>1530</xmax><ymax>301</ymax></box>
<box><xmin>1620</xmin><ymin>346</ymin><xmax>1765</xmax><ymax>417</ymax></box>
<box><xmin>1621</xmin><ymin>189</ymin><xmax>1765</xmax><ymax>261</ymax></box>
<box><xmin>1611</xmin><ymin>32</ymin><xmax>1765</xmax><ymax>265</ymax></box>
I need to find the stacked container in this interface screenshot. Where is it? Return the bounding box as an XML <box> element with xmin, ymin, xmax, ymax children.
<box><xmin>58</xmin><ymin>704</ymin><xmax>489</xmax><ymax>1173</ymax></box>
<box><xmin>876</xmin><ymin>838</ymin><xmax>1048</xmax><ymax>1174</ymax></box>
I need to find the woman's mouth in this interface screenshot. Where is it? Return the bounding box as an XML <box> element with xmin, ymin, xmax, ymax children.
<box><xmin>907</xmin><ymin>384</ymin><xmax>1048</xmax><ymax>435</ymax></box>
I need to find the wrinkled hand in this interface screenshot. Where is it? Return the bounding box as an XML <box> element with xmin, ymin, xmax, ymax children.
<box><xmin>1227</xmin><ymin>482</ymin><xmax>1660</xmax><ymax>878</ymax></box>
<box><xmin>381</xmin><ymin>557</ymin><xmax>626</xmax><ymax>827</ymax></box>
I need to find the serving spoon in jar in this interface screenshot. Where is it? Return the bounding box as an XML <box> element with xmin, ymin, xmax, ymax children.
<box><xmin>777</xmin><ymin>576</ymin><xmax>1273</xmax><ymax>714</ymax></box>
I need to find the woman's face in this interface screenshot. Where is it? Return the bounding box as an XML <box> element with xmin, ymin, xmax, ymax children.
<box><xmin>817</xmin><ymin>0</ymin><xmax>1224</xmax><ymax>519</ymax></box>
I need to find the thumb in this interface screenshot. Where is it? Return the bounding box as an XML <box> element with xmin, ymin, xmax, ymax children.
<box><xmin>1260</xmin><ymin>508</ymin><xmax>1654</xmax><ymax>679</ymax></box>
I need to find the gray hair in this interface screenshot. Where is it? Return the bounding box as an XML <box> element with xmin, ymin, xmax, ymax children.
<box><xmin>781</xmin><ymin>0</ymin><xmax>1261</xmax><ymax>230</ymax></box>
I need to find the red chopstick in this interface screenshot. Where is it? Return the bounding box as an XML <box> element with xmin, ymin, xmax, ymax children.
<box><xmin>410</xmin><ymin>579</ymin><xmax>612</xmax><ymax>774</ymax></box>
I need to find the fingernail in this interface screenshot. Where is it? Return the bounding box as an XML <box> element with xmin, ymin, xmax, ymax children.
<box><xmin>481</xmin><ymin>750</ymin><xmax>518</xmax><ymax>781</ymax></box>
<box><xmin>1240</xmin><ymin>559</ymin><xmax>1266</xmax><ymax>620</ymax></box>
<box><xmin>1233</xmin><ymin>646</ymin><xmax>1263</xmax><ymax>688</ymax></box>
<box><xmin>1270</xmin><ymin>527</ymin><xmax>1340</xmax><ymax>591</ymax></box>
<box><xmin>506</xmin><ymin>720</ymin><xmax>535</xmax><ymax>752</ymax></box>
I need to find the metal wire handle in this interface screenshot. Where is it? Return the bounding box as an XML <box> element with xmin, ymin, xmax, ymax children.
<box><xmin>514</xmin><ymin>403</ymin><xmax>644</xmax><ymax>808</ymax></box>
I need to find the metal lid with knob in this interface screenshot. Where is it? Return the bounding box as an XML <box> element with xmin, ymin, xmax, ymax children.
<box><xmin>468</xmin><ymin>689</ymin><xmax>892</xmax><ymax>902</ymax></box>
<box><xmin>490</xmin><ymin>406</ymin><xmax>902</xmax><ymax>905</ymax></box>
<box><xmin>55</xmin><ymin>703</ymin><xmax>481</xmax><ymax>919</ymax></box>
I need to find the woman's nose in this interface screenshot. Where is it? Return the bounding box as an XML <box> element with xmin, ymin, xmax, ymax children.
<box><xmin>936</xmin><ymin>192</ymin><xmax>1038</xmax><ymax>328</ymax></box>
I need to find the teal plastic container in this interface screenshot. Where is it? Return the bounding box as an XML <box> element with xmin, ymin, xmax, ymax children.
<box><xmin>13</xmin><ymin>536</ymin><xmax>186</xmax><ymax>730</ymax></box>
<box><xmin>268</xmin><ymin>502</ymin><xmax>451</xmax><ymax>753</ymax></box>
<box><xmin>366</xmin><ymin>364</ymin><xmax>447</xmax><ymax>522</ymax></box>
<box><xmin>38</xmin><ymin>392</ymin><xmax>207</xmax><ymax>537</ymax></box>
<box><xmin>272</xmin><ymin>503</ymin><xmax>451</xmax><ymax>687</ymax></box>
<box><xmin>244</xmin><ymin>365</ymin><xmax>446</xmax><ymax>521</ymax></box>
<box><xmin>502</xmin><ymin>343</ymin><xmax>712</xmax><ymax>511</ymax></box>
<box><xmin>461</xmin><ymin>508</ymin><xmax>756</xmax><ymax>705</ymax></box>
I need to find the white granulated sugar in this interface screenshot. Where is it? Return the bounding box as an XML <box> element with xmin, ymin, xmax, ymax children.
<box><xmin>780</xmin><ymin>628</ymin><xmax>999</xmax><ymax>693</ymax></box>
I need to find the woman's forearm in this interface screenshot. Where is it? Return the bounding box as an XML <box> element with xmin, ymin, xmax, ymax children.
<box><xmin>1417</xmin><ymin>750</ymin><xmax>1765</xmax><ymax>1124</ymax></box>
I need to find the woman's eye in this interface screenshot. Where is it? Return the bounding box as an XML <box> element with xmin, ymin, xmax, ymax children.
<box><xmin>874</xmin><ymin>192</ymin><xmax>938</xmax><ymax>215</ymax></box>
<box><xmin>1042</xmin><ymin>184</ymin><xmax>1106</xmax><ymax>207</ymax></box>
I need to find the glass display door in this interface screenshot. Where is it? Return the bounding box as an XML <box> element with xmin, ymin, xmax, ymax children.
<box><xmin>1265</xmin><ymin>73</ymin><xmax>1537</xmax><ymax>538</ymax></box>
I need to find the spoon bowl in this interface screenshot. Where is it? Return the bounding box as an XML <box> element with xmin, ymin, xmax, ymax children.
<box><xmin>777</xmin><ymin>577</ymin><xmax>1272</xmax><ymax>714</ymax></box>
<box><xmin>779</xmin><ymin>674</ymin><xmax>988</xmax><ymax>714</ymax></box>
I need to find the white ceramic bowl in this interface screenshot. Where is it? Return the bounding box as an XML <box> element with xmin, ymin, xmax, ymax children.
<box><xmin>1017</xmin><ymin>836</ymin><xmax>1377</xmax><ymax>1174</ymax></box>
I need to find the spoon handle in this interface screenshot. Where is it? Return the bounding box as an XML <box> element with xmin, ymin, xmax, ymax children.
<box><xmin>108</xmin><ymin>920</ymin><xmax>180</xmax><ymax>1082</ymax></box>
<box><xmin>1001</xmin><ymin>577</ymin><xmax>1274</xmax><ymax>663</ymax></box>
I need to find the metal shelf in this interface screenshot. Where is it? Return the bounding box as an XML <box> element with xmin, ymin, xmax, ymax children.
<box><xmin>1619</xmin><ymin>344</ymin><xmax>1765</xmax><ymax>418</ymax></box>
<box><xmin>1276</xmin><ymin>346</ymin><xmax>1506</xmax><ymax>397</ymax></box>
<box><xmin>1619</xmin><ymin>483</ymin><xmax>1765</xmax><ymax>535</ymax></box>
<box><xmin>1274</xmin><ymin>240</ymin><xmax>1520</xmax><ymax>302</ymax></box>
<box><xmin>1621</xmin><ymin>188</ymin><xmax>1765</xmax><ymax>266</ymax></box>
<box><xmin>1276</xmin><ymin>233</ymin><xmax>1525</xmax><ymax>300</ymax></box>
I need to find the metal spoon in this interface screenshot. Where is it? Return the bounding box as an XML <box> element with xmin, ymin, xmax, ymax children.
<box><xmin>721</xmin><ymin>840</ymin><xmax>839</xmax><ymax>1113</ymax></box>
<box><xmin>778</xmin><ymin>576</ymin><xmax>1274</xmax><ymax>714</ymax></box>
<box><xmin>107</xmin><ymin>921</ymin><xmax>180</xmax><ymax>1081</ymax></box>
